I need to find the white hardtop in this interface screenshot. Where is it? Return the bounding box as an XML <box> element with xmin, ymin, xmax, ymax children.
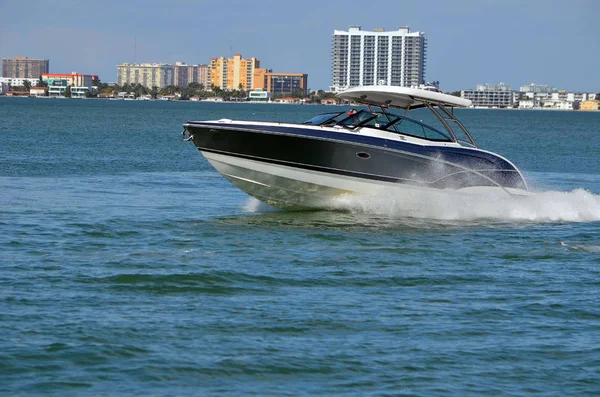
<box><xmin>337</xmin><ymin>85</ymin><xmax>472</xmax><ymax>110</ymax></box>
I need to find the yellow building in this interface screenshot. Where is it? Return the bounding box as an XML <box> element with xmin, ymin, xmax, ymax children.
<box><xmin>210</xmin><ymin>54</ymin><xmax>263</xmax><ymax>90</ymax></box>
<box><xmin>580</xmin><ymin>100</ymin><xmax>600</xmax><ymax>111</ymax></box>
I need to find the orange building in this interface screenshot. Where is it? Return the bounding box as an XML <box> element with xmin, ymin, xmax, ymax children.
<box><xmin>252</xmin><ymin>68</ymin><xmax>268</xmax><ymax>90</ymax></box>
<box><xmin>210</xmin><ymin>54</ymin><xmax>262</xmax><ymax>90</ymax></box>
<box><xmin>580</xmin><ymin>100</ymin><xmax>600</xmax><ymax>111</ymax></box>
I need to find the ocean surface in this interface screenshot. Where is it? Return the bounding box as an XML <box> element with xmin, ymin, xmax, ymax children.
<box><xmin>1</xmin><ymin>97</ymin><xmax>599</xmax><ymax>396</ymax></box>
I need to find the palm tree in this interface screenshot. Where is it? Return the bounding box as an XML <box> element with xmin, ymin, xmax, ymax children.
<box><xmin>212</xmin><ymin>85</ymin><xmax>223</xmax><ymax>99</ymax></box>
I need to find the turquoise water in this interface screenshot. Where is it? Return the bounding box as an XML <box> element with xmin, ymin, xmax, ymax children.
<box><xmin>1</xmin><ymin>97</ymin><xmax>600</xmax><ymax>396</ymax></box>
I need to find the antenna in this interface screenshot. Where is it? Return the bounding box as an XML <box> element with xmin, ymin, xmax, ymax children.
<box><xmin>229</xmin><ymin>41</ymin><xmax>233</xmax><ymax>57</ymax></box>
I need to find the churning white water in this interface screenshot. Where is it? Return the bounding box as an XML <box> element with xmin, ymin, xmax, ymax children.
<box><xmin>244</xmin><ymin>187</ymin><xmax>600</xmax><ymax>223</ymax></box>
<box><xmin>331</xmin><ymin>187</ymin><xmax>600</xmax><ymax>223</ymax></box>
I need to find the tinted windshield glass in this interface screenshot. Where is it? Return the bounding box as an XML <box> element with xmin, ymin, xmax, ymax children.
<box><xmin>388</xmin><ymin>117</ymin><xmax>452</xmax><ymax>141</ymax></box>
<box><xmin>361</xmin><ymin>113</ymin><xmax>399</xmax><ymax>129</ymax></box>
<box><xmin>303</xmin><ymin>112</ymin><xmax>344</xmax><ymax>125</ymax></box>
<box><xmin>337</xmin><ymin>110</ymin><xmax>376</xmax><ymax>128</ymax></box>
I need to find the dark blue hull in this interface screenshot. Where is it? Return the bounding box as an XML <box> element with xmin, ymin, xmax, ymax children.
<box><xmin>185</xmin><ymin>122</ymin><xmax>527</xmax><ymax>191</ymax></box>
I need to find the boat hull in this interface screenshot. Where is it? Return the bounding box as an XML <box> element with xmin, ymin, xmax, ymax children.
<box><xmin>203</xmin><ymin>151</ymin><xmax>528</xmax><ymax>210</ymax></box>
<box><xmin>185</xmin><ymin>122</ymin><xmax>528</xmax><ymax>209</ymax></box>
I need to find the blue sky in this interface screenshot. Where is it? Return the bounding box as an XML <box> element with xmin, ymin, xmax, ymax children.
<box><xmin>1</xmin><ymin>0</ymin><xmax>598</xmax><ymax>92</ymax></box>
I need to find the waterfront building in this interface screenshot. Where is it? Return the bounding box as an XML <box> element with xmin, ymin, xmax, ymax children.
<box><xmin>540</xmin><ymin>99</ymin><xmax>575</xmax><ymax>110</ymax></box>
<box><xmin>330</xmin><ymin>26</ymin><xmax>427</xmax><ymax>92</ymax></box>
<box><xmin>550</xmin><ymin>91</ymin><xmax>596</xmax><ymax>102</ymax></box>
<box><xmin>71</xmin><ymin>87</ymin><xmax>92</xmax><ymax>98</ymax></box>
<box><xmin>209</xmin><ymin>54</ymin><xmax>262</xmax><ymax>90</ymax></box>
<box><xmin>263</xmin><ymin>72</ymin><xmax>308</xmax><ymax>95</ymax></box>
<box><xmin>274</xmin><ymin>97</ymin><xmax>303</xmax><ymax>104</ymax></box>
<box><xmin>42</xmin><ymin>72</ymin><xmax>98</xmax><ymax>90</ymax></box>
<box><xmin>580</xmin><ymin>100</ymin><xmax>600</xmax><ymax>111</ymax></box>
<box><xmin>519</xmin><ymin>83</ymin><xmax>556</xmax><ymax>93</ymax></box>
<box><xmin>461</xmin><ymin>83</ymin><xmax>513</xmax><ymax>108</ymax></box>
<box><xmin>248</xmin><ymin>89</ymin><xmax>271</xmax><ymax>102</ymax></box>
<box><xmin>5</xmin><ymin>90</ymin><xmax>30</xmax><ymax>96</ymax></box>
<box><xmin>174</xmin><ymin>62</ymin><xmax>210</xmax><ymax>88</ymax></box>
<box><xmin>518</xmin><ymin>98</ymin><xmax>535</xmax><ymax>109</ymax></box>
<box><xmin>518</xmin><ymin>91</ymin><xmax>596</xmax><ymax>109</ymax></box>
<box><xmin>48</xmin><ymin>86</ymin><xmax>66</xmax><ymax>96</ymax></box>
<box><xmin>116</xmin><ymin>63</ymin><xmax>175</xmax><ymax>88</ymax></box>
<box><xmin>0</xmin><ymin>77</ymin><xmax>41</xmax><ymax>87</ymax></box>
<box><xmin>30</xmin><ymin>86</ymin><xmax>48</xmax><ymax>97</ymax></box>
<box><xmin>2</xmin><ymin>56</ymin><xmax>49</xmax><ymax>78</ymax></box>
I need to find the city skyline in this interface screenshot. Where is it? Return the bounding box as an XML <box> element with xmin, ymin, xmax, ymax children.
<box><xmin>0</xmin><ymin>0</ymin><xmax>598</xmax><ymax>92</ymax></box>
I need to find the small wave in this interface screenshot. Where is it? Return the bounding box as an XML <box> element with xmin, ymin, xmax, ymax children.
<box><xmin>78</xmin><ymin>272</ymin><xmax>279</xmax><ymax>295</ymax></box>
<box><xmin>560</xmin><ymin>241</ymin><xmax>600</xmax><ymax>253</ymax></box>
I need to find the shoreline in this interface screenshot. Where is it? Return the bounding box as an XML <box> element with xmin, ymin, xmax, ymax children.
<box><xmin>0</xmin><ymin>94</ymin><xmax>598</xmax><ymax>111</ymax></box>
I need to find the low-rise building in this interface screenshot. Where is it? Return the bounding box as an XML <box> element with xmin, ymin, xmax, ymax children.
<box><xmin>48</xmin><ymin>86</ymin><xmax>66</xmax><ymax>96</ymax></box>
<box><xmin>520</xmin><ymin>83</ymin><xmax>555</xmax><ymax>94</ymax></box>
<box><xmin>541</xmin><ymin>99</ymin><xmax>574</xmax><ymax>110</ymax></box>
<box><xmin>518</xmin><ymin>91</ymin><xmax>597</xmax><ymax>109</ymax></box>
<box><xmin>43</xmin><ymin>72</ymin><xmax>97</xmax><ymax>90</ymax></box>
<box><xmin>117</xmin><ymin>91</ymin><xmax>136</xmax><ymax>99</ymax></box>
<box><xmin>518</xmin><ymin>99</ymin><xmax>535</xmax><ymax>109</ymax></box>
<box><xmin>0</xmin><ymin>77</ymin><xmax>40</xmax><ymax>87</ymax></box>
<box><xmin>248</xmin><ymin>89</ymin><xmax>271</xmax><ymax>102</ymax></box>
<box><xmin>6</xmin><ymin>90</ymin><xmax>31</xmax><ymax>96</ymax></box>
<box><xmin>30</xmin><ymin>86</ymin><xmax>48</xmax><ymax>97</ymax></box>
<box><xmin>71</xmin><ymin>87</ymin><xmax>92</xmax><ymax>98</ymax></box>
<box><xmin>274</xmin><ymin>97</ymin><xmax>303</xmax><ymax>104</ymax></box>
<box><xmin>580</xmin><ymin>100</ymin><xmax>600</xmax><ymax>111</ymax></box>
<box><xmin>461</xmin><ymin>83</ymin><xmax>513</xmax><ymax>108</ymax></box>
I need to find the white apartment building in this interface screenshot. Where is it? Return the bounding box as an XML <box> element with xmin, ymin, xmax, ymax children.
<box><xmin>519</xmin><ymin>83</ymin><xmax>556</xmax><ymax>94</ymax></box>
<box><xmin>0</xmin><ymin>77</ymin><xmax>40</xmax><ymax>87</ymax></box>
<box><xmin>519</xmin><ymin>91</ymin><xmax>596</xmax><ymax>109</ymax></box>
<box><xmin>330</xmin><ymin>26</ymin><xmax>427</xmax><ymax>92</ymax></box>
<box><xmin>461</xmin><ymin>83</ymin><xmax>513</xmax><ymax>108</ymax></box>
<box><xmin>117</xmin><ymin>63</ymin><xmax>175</xmax><ymax>88</ymax></box>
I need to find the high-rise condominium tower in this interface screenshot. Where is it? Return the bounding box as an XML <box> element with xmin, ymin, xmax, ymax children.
<box><xmin>209</xmin><ymin>54</ymin><xmax>262</xmax><ymax>90</ymax></box>
<box><xmin>2</xmin><ymin>56</ymin><xmax>49</xmax><ymax>78</ymax></box>
<box><xmin>116</xmin><ymin>63</ymin><xmax>175</xmax><ymax>88</ymax></box>
<box><xmin>331</xmin><ymin>26</ymin><xmax>426</xmax><ymax>92</ymax></box>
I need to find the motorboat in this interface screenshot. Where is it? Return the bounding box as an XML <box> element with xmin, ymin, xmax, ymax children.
<box><xmin>183</xmin><ymin>85</ymin><xmax>528</xmax><ymax>210</ymax></box>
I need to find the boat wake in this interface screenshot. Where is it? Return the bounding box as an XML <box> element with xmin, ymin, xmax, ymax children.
<box><xmin>331</xmin><ymin>188</ymin><xmax>600</xmax><ymax>223</ymax></box>
<box><xmin>245</xmin><ymin>188</ymin><xmax>600</xmax><ymax>223</ymax></box>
